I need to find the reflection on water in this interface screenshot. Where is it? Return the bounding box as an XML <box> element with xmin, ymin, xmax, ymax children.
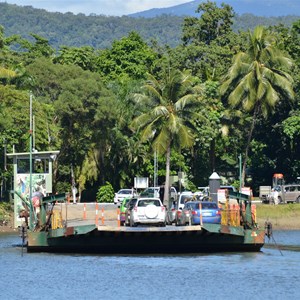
<box><xmin>1</xmin><ymin>231</ymin><xmax>300</xmax><ymax>300</ymax></box>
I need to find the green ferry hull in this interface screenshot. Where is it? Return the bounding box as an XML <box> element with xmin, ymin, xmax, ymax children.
<box><xmin>27</xmin><ymin>224</ymin><xmax>265</xmax><ymax>254</ymax></box>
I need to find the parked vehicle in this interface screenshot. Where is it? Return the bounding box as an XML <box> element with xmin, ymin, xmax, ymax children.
<box><xmin>114</xmin><ymin>189</ymin><xmax>137</xmax><ymax>205</ymax></box>
<box><xmin>120</xmin><ymin>198</ymin><xmax>132</xmax><ymax>226</ymax></box>
<box><xmin>140</xmin><ymin>186</ymin><xmax>178</xmax><ymax>204</ymax></box>
<box><xmin>271</xmin><ymin>184</ymin><xmax>300</xmax><ymax>204</ymax></box>
<box><xmin>140</xmin><ymin>187</ymin><xmax>160</xmax><ymax>198</ymax></box>
<box><xmin>166</xmin><ymin>200</ymin><xmax>178</xmax><ymax>225</ymax></box>
<box><xmin>124</xmin><ymin>198</ymin><xmax>138</xmax><ymax>226</ymax></box>
<box><xmin>167</xmin><ymin>192</ymin><xmax>194</xmax><ymax>225</ymax></box>
<box><xmin>176</xmin><ymin>205</ymin><xmax>192</xmax><ymax>226</ymax></box>
<box><xmin>177</xmin><ymin>191</ymin><xmax>194</xmax><ymax>210</ymax></box>
<box><xmin>130</xmin><ymin>198</ymin><xmax>166</xmax><ymax>227</ymax></box>
<box><xmin>259</xmin><ymin>186</ymin><xmax>272</xmax><ymax>203</ymax></box>
<box><xmin>178</xmin><ymin>201</ymin><xmax>221</xmax><ymax>225</ymax></box>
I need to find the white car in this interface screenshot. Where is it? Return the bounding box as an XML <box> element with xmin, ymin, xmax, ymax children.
<box><xmin>130</xmin><ymin>198</ymin><xmax>166</xmax><ymax>227</ymax></box>
<box><xmin>114</xmin><ymin>189</ymin><xmax>136</xmax><ymax>205</ymax></box>
<box><xmin>177</xmin><ymin>191</ymin><xmax>194</xmax><ymax>210</ymax></box>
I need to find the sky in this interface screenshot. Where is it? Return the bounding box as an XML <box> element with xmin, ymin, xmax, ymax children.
<box><xmin>3</xmin><ymin>0</ymin><xmax>191</xmax><ymax>16</ymax></box>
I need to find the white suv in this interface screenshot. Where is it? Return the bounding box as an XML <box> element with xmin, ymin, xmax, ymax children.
<box><xmin>130</xmin><ymin>198</ymin><xmax>166</xmax><ymax>227</ymax></box>
<box><xmin>114</xmin><ymin>189</ymin><xmax>137</xmax><ymax>205</ymax></box>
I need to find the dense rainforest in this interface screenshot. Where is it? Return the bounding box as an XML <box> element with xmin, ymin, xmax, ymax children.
<box><xmin>0</xmin><ymin>1</ymin><xmax>300</xmax><ymax>201</ymax></box>
<box><xmin>0</xmin><ymin>2</ymin><xmax>299</xmax><ymax>49</ymax></box>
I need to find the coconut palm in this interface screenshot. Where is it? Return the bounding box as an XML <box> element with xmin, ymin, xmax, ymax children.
<box><xmin>220</xmin><ymin>26</ymin><xmax>294</xmax><ymax>187</ymax></box>
<box><xmin>131</xmin><ymin>68</ymin><xmax>200</xmax><ymax>208</ymax></box>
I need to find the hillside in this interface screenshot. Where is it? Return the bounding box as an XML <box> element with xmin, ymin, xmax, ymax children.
<box><xmin>130</xmin><ymin>0</ymin><xmax>300</xmax><ymax>18</ymax></box>
<box><xmin>0</xmin><ymin>2</ymin><xmax>299</xmax><ymax>50</ymax></box>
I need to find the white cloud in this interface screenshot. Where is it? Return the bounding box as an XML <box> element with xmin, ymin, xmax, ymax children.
<box><xmin>4</xmin><ymin>1</ymin><xmax>190</xmax><ymax>16</ymax></box>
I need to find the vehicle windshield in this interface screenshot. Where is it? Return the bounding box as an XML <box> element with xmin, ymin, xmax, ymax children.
<box><xmin>201</xmin><ymin>202</ymin><xmax>218</xmax><ymax>209</ymax></box>
<box><xmin>184</xmin><ymin>202</ymin><xmax>198</xmax><ymax>210</ymax></box>
<box><xmin>184</xmin><ymin>202</ymin><xmax>218</xmax><ymax>210</ymax></box>
<box><xmin>144</xmin><ymin>188</ymin><xmax>159</xmax><ymax>193</ymax></box>
<box><xmin>180</xmin><ymin>195</ymin><xmax>193</xmax><ymax>204</ymax></box>
<box><xmin>272</xmin><ymin>186</ymin><xmax>281</xmax><ymax>192</ymax></box>
<box><xmin>138</xmin><ymin>199</ymin><xmax>161</xmax><ymax>207</ymax></box>
<box><xmin>119</xmin><ymin>190</ymin><xmax>132</xmax><ymax>194</ymax></box>
<box><xmin>127</xmin><ymin>199</ymin><xmax>137</xmax><ymax>208</ymax></box>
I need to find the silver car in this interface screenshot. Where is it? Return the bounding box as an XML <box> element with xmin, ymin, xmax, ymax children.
<box><xmin>272</xmin><ymin>185</ymin><xmax>300</xmax><ymax>204</ymax></box>
<box><xmin>130</xmin><ymin>198</ymin><xmax>166</xmax><ymax>227</ymax></box>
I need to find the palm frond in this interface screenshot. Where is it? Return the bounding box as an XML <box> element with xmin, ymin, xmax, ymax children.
<box><xmin>153</xmin><ymin>127</ymin><xmax>170</xmax><ymax>154</ymax></box>
<box><xmin>153</xmin><ymin>105</ymin><xmax>169</xmax><ymax>117</ymax></box>
<box><xmin>177</xmin><ymin>123</ymin><xmax>194</xmax><ymax>149</ymax></box>
<box><xmin>175</xmin><ymin>94</ymin><xmax>198</xmax><ymax>112</ymax></box>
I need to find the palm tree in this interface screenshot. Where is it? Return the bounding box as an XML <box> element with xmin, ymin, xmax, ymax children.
<box><xmin>131</xmin><ymin>68</ymin><xmax>200</xmax><ymax>208</ymax></box>
<box><xmin>220</xmin><ymin>26</ymin><xmax>294</xmax><ymax>187</ymax></box>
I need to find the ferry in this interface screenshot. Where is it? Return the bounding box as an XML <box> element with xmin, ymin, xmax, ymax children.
<box><xmin>19</xmin><ymin>192</ymin><xmax>266</xmax><ymax>254</ymax></box>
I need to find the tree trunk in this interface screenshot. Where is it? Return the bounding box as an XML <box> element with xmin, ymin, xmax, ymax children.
<box><xmin>241</xmin><ymin>105</ymin><xmax>259</xmax><ymax>187</ymax></box>
<box><xmin>163</xmin><ymin>143</ymin><xmax>171</xmax><ymax>209</ymax></box>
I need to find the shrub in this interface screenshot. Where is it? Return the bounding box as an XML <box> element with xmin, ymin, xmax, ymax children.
<box><xmin>96</xmin><ymin>182</ymin><xmax>114</xmax><ymax>203</ymax></box>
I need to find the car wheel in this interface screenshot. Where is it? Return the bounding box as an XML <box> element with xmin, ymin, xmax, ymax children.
<box><xmin>296</xmin><ymin>196</ymin><xmax>300</xmax><ymax>204</ymax></box>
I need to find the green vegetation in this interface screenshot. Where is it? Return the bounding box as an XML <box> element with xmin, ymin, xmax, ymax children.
<box><xmin>256</xmin><ymin>204</ymin><xmax>300</xmax><ymax>229</ymax></box>
<box><xmin>0</xmin><ymin>202</ymin><xmax>12</xmax><ymax>223</ymax></box>
<box><xmin>96</xmin><ymin>182</ymin><xmax>115</xmax><ymax>203</ymax></box>
<box><xmin>131</xmin><ymin>69</ymin><xmax>200</xmax><ymax>204</ymax></box>
<box><xmin>220</xmin><ymin>26</ymin><xmax>295</xmax><ymax>186</ymax></box>
<box><xmin>0</xmin><ymin>2</ymin><xmax>299</xmax><ymax>49</ymax></box>
<box><xmin>0</xmin><ymin>1</ymin><xmax>300</xmax><ymax>202</ymax></box>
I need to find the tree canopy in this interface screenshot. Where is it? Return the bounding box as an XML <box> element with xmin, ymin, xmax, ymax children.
<box><xmin>0</xmin><ymin>2</ymin><xmax>300</xmax><ymax>200</ymax></box>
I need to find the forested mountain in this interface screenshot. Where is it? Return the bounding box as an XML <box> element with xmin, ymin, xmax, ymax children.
<box><xmin>0</xmin><ymin>2</ymin><xmax>299</xmax><ymax>49</ymax></box>
<box><xmin>130</xmin><ymin>0</ymin><xmax>300</xmax><ymax>18</ymax></box>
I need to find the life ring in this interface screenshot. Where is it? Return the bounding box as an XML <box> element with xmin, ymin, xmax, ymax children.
<box><xmin>145</xmin><ymin>205</ymin><xmax>158</xmax><ymax>219</ymax></box>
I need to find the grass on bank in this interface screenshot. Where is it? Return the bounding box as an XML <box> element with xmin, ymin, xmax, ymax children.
<box><xmin>255</xmin><ymin>203</ymin><xmax>300</xmax><ymax>229</ymax></box>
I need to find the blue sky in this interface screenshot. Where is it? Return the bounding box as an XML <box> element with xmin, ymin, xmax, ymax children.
<box><xmin>4</xmin><ymin>1</ymin><xmax>191</xmax><ymax>16</ymax></box>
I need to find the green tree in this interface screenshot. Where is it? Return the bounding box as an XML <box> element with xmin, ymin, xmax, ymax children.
<box><xmin>220</xmin><ymin>26</ymin><xmax>294</xmax><ymax>186</ymax></box>
<box><xmin>96</xmin><ymin>31</ymin><xmax>157</xmax><ymax>81</ymax></box>
<box><xmin>182</xmin><ymin>1</ymin><xmax>234</xmax><ymax>46</ymax></box>
<box><xmin>54</xmin><ymin>46</ymin><xmax>98</xmax><ymax>71</ymax></box>
<box><xmin>170</xmin><ymin>1</ymin><xmax>240</xmax><ymax>82</ymax></box>
<box><xmin>19</xmin><ymin>33</ymin><xmax>55</xmax><ymax>59</ymax></box>
<box><xmin>131</xmin><ymin>68</ymin><xmax>200</xmax><ymax>208</ymax></box>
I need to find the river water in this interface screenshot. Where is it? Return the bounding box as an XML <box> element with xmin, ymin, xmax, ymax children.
<box><xmin>0</xmin><ymin>230</ymin><xmax>299</xmax><ymax>300</ymax></box>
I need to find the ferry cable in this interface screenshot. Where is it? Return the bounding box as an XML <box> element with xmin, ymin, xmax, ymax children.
<box><xmin>265</xmin><ymin>220</ymin><xmax>283</xmax><ymax>256</ymax></box>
